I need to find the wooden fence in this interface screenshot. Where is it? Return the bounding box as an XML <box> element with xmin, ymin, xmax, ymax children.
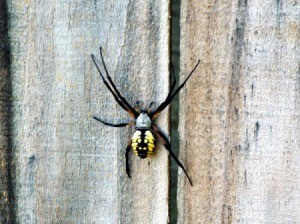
<box><xmin>0</xmin><ymin>0</ymin><xmax>299</xmax><ymax>223</ymax></box>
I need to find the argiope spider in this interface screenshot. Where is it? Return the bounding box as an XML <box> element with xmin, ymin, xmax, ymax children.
<box><xmin>92</xmin><ymin>47</ymin><xmax>200</xmax><ymax>186</ymax></box>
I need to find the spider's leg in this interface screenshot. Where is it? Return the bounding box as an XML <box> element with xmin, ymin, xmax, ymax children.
<box><xmin>152</xmin><ymin>125</ymin><xmax>193</xmax><ymax>186</ymax></box>
<box><xmin>91</xmin><ymin>54</ymin><xmax>138</xmax><ymax>118</ymax></box>
<box><xmin>125</xmin><ymin>141</ymin><xmax>132</xmax><ymax>178</ymax></box>
<box><xmin>168</xmin><ymin>63</ymin><xmax>176</xmax><ymax>98</ymax></box>
<box><xmin>91</xmin><ymin>55</ymin><xmax>133</xmax><ymax>115</ymax></box>
<box><xmin>93</xmin><ymin>116</ymin><xmax>134</xmax><ymax>127</ymax></box>
<box><xmin>146</xmin><ymin>64</ymin><xmax>176</xmax><ymax>114</ymax></box>
<box><xmin>99</xmin><ymin>47</ymin><xmax>139</xmax><ymax>118</ymax></box>
<box><xmin>150</xmin><ymin>60</ymin><xmax>200</xmax><ymax>120</ymax></box>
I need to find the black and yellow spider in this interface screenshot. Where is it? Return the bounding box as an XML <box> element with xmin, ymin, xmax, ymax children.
<box><xmin>92</xmin><ymin>47</ymin><xmax>200</xmax><ymax>186</ymax></box>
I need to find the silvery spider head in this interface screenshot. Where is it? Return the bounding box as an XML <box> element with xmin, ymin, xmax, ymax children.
<box><xmin>136</xmin><ymin>111</ymin><xmax>151</xmax><ymax>129</ymax></box>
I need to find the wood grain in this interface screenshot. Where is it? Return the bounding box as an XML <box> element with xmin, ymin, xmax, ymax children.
<box><xmin>178</xmin><ymin>0</ymin><xmax>300</xmax><ymax>223</ymax></box>
<box><xmin>7</xmin><ymin>0</ymin><xmax>170</xmax><ymax>223</ymax></box>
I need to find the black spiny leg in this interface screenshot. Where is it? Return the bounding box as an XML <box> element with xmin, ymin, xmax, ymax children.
<box><xmin>150</xmin><ymin>60</ymin><xmax>200</xmax><ymax>120</ymax></box>
<box><xmin>146</xmin><ymin>63</ymin><xmax>176</xmax><ymax>114</ymax></box>
<box><xmin>91</xmin><ymin>53</ymin><xmax>139</xmax><ymax>118</ymax></box>
<box><xmin>152</xmin><ymin>125</ymin><xmax>193</xmax><ymax>186</ymax></box>
<box><xmin>93</xmin><ymin>116</ymin><xmax>133</xmax><ymax>127</ymax></box>
<box><xmin>99</xmin><ymin>47</ymin><xmax>139</xmax><ymax>118</ymax></box>
<box><xmin>125</xmin><ymin>142</ymin><xmax>131</xmax><ymax>178</ymax></box>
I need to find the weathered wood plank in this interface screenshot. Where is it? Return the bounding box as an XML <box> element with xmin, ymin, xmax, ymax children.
<box><xmin>8</xmin><ymin>0</ymin><xmax>170</xmax><ymax>223</ymax></box>
<box><xmin>178</xmin><ymin>0</ymin><xmax>300</xmax><ymax>223</ymax></box>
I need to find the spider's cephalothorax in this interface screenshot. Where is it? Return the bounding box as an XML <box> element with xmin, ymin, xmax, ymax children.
<box><xmin>92</xmin><ymin>47</ymin><xmax>200</xmax><ymax>186</ymax></box>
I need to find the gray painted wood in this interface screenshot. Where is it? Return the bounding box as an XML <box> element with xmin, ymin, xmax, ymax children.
<box><xmin>178</xmin><ymin>0</ymin><xmax>300</xmax><ymax>223</ymax></box>
<box><xmin>7</xmin><ymin>0</ymin><xmax>170</xmax><ymax>223</ymax></box>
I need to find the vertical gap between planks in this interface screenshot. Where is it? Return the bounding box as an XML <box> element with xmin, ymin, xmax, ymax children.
<box><xmin>0</xmin><ymin>0</ymin><xmax>16</xmax><ymax>223</ymax></box>
<box><xmin>170</xmin><ymin>0</ymin><xmax>180</xmax><ymax>222</ymax></box>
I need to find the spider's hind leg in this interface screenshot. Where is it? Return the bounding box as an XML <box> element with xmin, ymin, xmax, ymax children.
<box><xmin>152</xmin><ymin>125</ymin><xmax>193</xmax><ymax>186</ymax></box>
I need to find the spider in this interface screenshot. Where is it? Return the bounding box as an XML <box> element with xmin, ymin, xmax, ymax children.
<box><xmin>92</xmin><ymin>47</ymin><xmax>200</xmax><ymax>186</ymax></box>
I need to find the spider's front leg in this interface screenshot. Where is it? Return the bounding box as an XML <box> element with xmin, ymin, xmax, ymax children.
<box><xmin>93</xmin><ymin>116</ymin><xmax>134</xmax><ymax>127</ymax></box>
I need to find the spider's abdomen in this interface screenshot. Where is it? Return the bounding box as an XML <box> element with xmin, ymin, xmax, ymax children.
<box><xmin>131</xmin><ymin>129</ymin><xmax>156</xmax><ymax>159</ymax></box>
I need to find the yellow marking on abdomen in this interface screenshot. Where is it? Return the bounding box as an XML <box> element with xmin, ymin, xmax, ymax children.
<box><xmin>131</xmin><ymin>129</ymin><xmax>156</xmax><ymax>158</ymax></box>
